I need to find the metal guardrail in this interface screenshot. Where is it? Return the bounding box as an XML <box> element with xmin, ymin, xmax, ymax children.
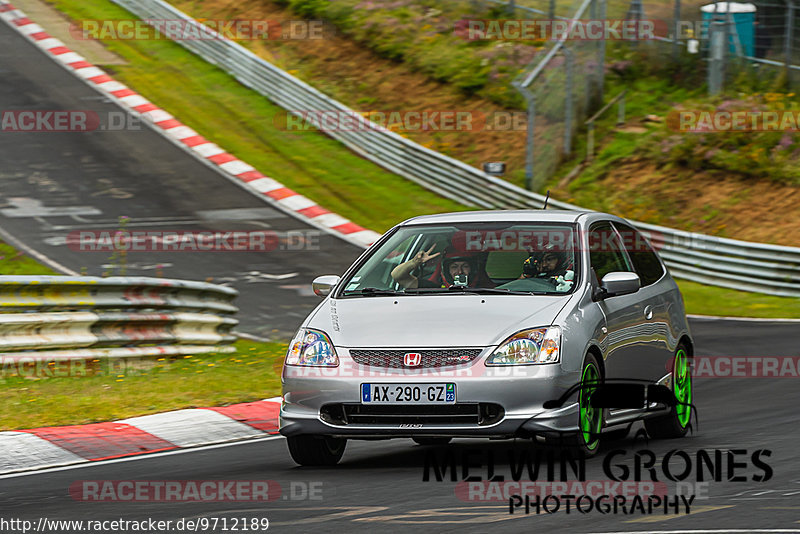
<box><xmin>0</xmin><ymin>276</ymin><xmax>238</xmax><ymax>361</ymax></box>
<box><xmin>106</xmin><ymin>0</ymin><xmax>800</xmax><ymax>297</ymax></box>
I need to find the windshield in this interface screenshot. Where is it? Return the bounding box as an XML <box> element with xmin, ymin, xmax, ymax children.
<box><xmin>339</xmin><ymin>223</ymin><xmax>580</xmax><ymax>297</ymax></box>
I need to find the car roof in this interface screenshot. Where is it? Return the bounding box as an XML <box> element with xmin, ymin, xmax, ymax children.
<box><xmin>399</xmin><ymin>210</ymin><xmax>592</xmax><ymax>226</ymax></box>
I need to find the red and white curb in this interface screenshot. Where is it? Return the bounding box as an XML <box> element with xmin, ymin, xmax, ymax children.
<box><xmin>0</xmin><ymin>397</ymin><xmax>282</xmax><ymax>474</ymax></box>
<box><xmin>0</xmin><ymin>1</ymin><xmax>380</xmax><ymax>249</ymax></box>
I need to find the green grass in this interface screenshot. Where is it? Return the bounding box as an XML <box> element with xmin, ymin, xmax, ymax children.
<box><xmin>676</xmin><ymin>279</ymin><xmax>800</xmax><ymax>319</ymax></box>
<box><xmin>547</xmin><ymin>75</ymin><xmax>700</xmax><ymax>184</ymax></box>
<box><xmin>274</xmin><ymin>0</ymin><xmax>534</xmax><ymax>109</ymax></box>
<box><xmin>550</xmin><ymin>61</ymin><xmax>800</xmax><ymax>192</ymax></box>
<box><xmin>48</xmin><ymin>0</ymin><xmax>467</xmax><ymax>233</ymax></box>
<box><xmin>0</xmin><ymin>241</ymin><xmax>59</xmax><ymax>275</ymax></box>
<box><xmin>0</xmin><ymin>339</ymin><xmax>286</xmax><ymax>430</ymax></box>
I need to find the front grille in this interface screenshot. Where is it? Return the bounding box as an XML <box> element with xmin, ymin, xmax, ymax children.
<box><xmin>321</xmin><ymin>403</ymin><xmax>504</xmax><ymax>426</ymax></box>
<box><xmin>349</xmin><ymin>348</ymin><xmax>483</xmax><ymax>368</ymax></box>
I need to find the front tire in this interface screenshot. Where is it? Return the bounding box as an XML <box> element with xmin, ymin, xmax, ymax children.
<box><xmin>565</xmin><ymin>353</ymin><xmax>603</xmax><ymax>457</ymax></box>
<box><xmin>286</xmin><ymin>435</ymin><xmax>346</xmax><ymax>466</ymax></box>
<box><xmin>645</xmin><ymin>344</ymin><xmax>693</xmax><ymax>439</ymax></box>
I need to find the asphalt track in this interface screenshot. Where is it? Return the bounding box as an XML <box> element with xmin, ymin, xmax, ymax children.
<box><xmin>0</xmin><ymin>20</ymin><xmax>363</xmax><ymax>339</ymax></box>
<box><xmin>1</xmin><ymin>14</ymin><xmax>800</xmax><ymax>534</ymax></box>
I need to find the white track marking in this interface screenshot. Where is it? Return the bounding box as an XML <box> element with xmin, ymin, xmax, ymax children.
<box><xmin>0</xmin><ymin>223</ymin><xmax>78</xmax><ymax>275</ymax></box>
<box><xmin>587</xmin><ymin>530</ymin><xmax>800</xmax><ymax>534</ymax></box>
<box><xmin>219</xmin><ymin>160</ymin><xmax>256</xmax><ymax>175</ymax></box>
<box><xmin>277</xmin><ymin>195</ymin><xmax>316</xmax><ymax>211</ymax></box>
<box><xmin>164</xmin><ymin>125</ymin><xmax>199</xmax><ymax>140</ymax></box>
<box><xmin>0</xmin><ymin>432</ymin><xmax>84</xmax><ymax>474</ymax></box>
<box><xmin>118</xmin><ymin>409</ymin><xmax>262</xmax><ymax>447</ymax></box>
<box><xmin>0</xmin><ymin>435</ymin><xmax>283</xmax><ymax>480</ymax></box>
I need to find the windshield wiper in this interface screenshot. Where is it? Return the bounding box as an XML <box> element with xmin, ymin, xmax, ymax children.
<box><xmin>344</xmin><ymin>287</ymin><xmax>405</xmax><ymax>297</ymax></box>
<box><xmin>466</xmin><ymin>287</ymin><xmax>549</xmax><ymax>295</ymax></box>
<box><xmin>405</xmin><ymin>287</ymin><xmax>540</xmax><ymax>296</ymax></box>
<box><xmin>402</xmin><ymin>287</ymin><xmax>479</xmax><ymax>295</ymax></box>
<box><xmin>346</xmin><ymin>287</ymin><xmax>549</xmax><ymax>297</ymax></box>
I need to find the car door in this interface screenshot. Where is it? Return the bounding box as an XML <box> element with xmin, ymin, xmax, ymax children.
<box><xmin>612</xmin><ymin>221</ymin><xmax>674</xmax><ymax>382</ymax></box>
<box><xmin>589</xmin><ymin>221</ymin><xmax>654</xmax><ymax>381</ymax></box>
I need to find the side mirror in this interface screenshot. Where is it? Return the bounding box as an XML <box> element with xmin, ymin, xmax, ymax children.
<box><xmin>312</xmin><ymin>275</ymin><xmax>340</xmax><ymax>298</ymax></box>
<box><xmin>597</xmin><ymin>272</ymin><xmax>640</xmax><ymax>299</ymax></box>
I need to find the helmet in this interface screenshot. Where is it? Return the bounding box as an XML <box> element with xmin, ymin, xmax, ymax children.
<box><xmin>441</xmin><ymin>254</ymin><xmax>478</xmax><ymax>285</ymax></box>
<box><xmin>525</xmin><ymin>243</ymin><xmax>568</xmax><ymax>278</ymax></box>
<box><xmin>425</xmin><ymin>249</ymin><xmax>484</xmax><ymax>287</ymax></box>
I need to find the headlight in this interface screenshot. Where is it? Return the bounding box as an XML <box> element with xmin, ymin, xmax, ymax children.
<box><xmin>285</xmin><ymin>329</ymin><xmax>339</xmax><ymax>367</ymax></box>
<box><xmin>485</xmin><ymin>326</ymin><xmax>561</xmax><ymax>365</ymax></box>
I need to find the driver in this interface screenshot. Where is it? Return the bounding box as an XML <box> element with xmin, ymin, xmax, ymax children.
<box><xmin>520</xmin><ymin>244</ymin><xmax>574</xmax><ymax>291</ymax></box>
<box><xmin>523</xmin><ymin>245</ymin><xmax>568</xmax><ymax>280</ymax></box>
<box><xmin>391</xmin><ymin>245</ymin><xmax>484</xmax><ymax>289</ymax></box>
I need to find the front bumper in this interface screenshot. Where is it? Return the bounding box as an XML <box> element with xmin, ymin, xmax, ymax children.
<box><xmin>280</xmin><ymin>352</ymin><xmax>582</xmax><ymax>439</ymax></box>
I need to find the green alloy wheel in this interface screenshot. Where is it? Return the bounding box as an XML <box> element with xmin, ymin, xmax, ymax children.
<box><xmin>645</xmin><ymin>344</ymin><xmax>693</xmax><ymax>439</ymax></box>
<box><xmin>674</xmin><ymin>348</ymin><xmax>692</xmax><ymax>428</ymax></box>
<box><xmin>562</xmin><ymin>353</ymin><xmax>603</xmax><ymax>457</ymax></box>
<box><xmin>579</xmin><ymin>357</ymin><xmax>602</xmax><ymax>452</ymax></box>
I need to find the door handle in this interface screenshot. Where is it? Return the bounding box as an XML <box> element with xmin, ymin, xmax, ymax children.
<box><xmin>644</xmin><ymin>305</ymin><xmax>653</xmax><ymax>320</ymax></box>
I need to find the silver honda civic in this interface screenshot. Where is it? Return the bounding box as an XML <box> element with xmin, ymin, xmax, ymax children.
<box><xmin>280</xmin><ymin>210</ymin><xmax>694</xmax><ymax>465</ymax></box>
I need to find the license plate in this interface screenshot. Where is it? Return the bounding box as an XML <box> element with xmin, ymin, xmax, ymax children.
<box><xmin>361</xmin><ymin>383</ymin><xmax>456</xmax><ymax>404</ymax></box>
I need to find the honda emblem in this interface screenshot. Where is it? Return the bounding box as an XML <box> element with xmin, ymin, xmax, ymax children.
<box><xmin>404</xmin><ymin>353</ymin><xmax>422</xmax><ymax>367</ymax></box>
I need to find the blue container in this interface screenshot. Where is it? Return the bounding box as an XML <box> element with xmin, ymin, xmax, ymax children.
<box><xmin>701</xmin><ymin>2</ymin><xmax>756</xmax><ymax>57</ymax></box>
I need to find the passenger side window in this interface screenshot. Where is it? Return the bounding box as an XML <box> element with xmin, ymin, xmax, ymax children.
<box><xmin>613</xmin><ymin>222</ymin><xmax>665</xmax><ymax>287</ymax></box>
<box><xmin>588</xmin><ymin>223</ymin><xmax>633</xmax><ymax>281</ymax></box>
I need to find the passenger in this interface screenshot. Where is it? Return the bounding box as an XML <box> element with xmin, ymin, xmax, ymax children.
<box><xmin>391</xmin><ymin>245</ymin><xmax>489</xmax><ymax>289</ymax></box>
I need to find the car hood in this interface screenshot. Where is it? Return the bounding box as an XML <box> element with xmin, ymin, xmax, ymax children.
<box><xmin>308</xmin><ymin>294</ymin><xmax>574</xmax><ymax>348</ymax></box>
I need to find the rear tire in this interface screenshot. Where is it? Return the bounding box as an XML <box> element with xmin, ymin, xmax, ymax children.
<box><xmin>286</xmin><ymin>435</ymin><xmax>346</xmax><ymax>466</ymax></box>
<box><xmin>565</xmin><ymin>353</ymin><xmax>603</xmax><ymax>457</ymax></box>
<box><xmin>645</xmin><ymin>344</ymin><xmax>693</xmax><ymax>439</ymax></box>
<box><xmin>412</xmin><ymin>437</ymin><xmax>452</xmax><ymax>446</ymax></box>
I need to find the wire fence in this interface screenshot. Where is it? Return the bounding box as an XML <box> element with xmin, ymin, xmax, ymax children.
<box><xmin>476</xmin><ymin>0</ymin><xmax>800</xmax><ymax>188</ymax></box>
<box><xmin>734</xmin><ymin>1</ymin><xmax>800</xmax><ymax>87</ymax></box>
<box><xmin>508</xmin><ymin>0</ymin><xmax>607</xmax><ymax>190</ymax></box>
<box><xmin>614</xmin><ymin>0</ymin><xmax>800</xmax><ymax>89</ymax></box>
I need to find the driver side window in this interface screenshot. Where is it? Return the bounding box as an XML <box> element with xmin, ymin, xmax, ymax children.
<box><xmin>588</xmin><ymin>222</ymin><xmax>633</xmax><ymax>281</ymax></box>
